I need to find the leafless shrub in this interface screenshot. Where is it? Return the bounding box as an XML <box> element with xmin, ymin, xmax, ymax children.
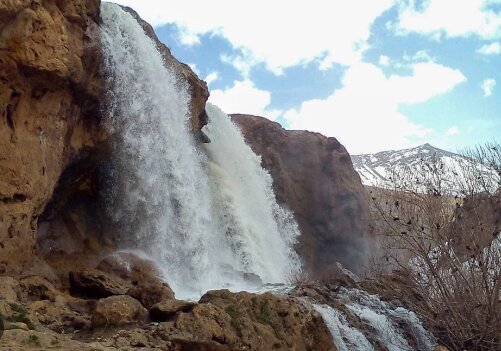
<box><xmin>367</xmin><ymin>142</ymin><xmax>500</xmax><ymax>351</ymax></box>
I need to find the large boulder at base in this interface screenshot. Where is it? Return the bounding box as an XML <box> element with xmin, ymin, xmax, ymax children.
<box><xmin>96</xmin><ymin>252</ymin><xmax>175</xmax><ymax>307</ymax></box>
<box><xmin>91</xmin><ymin>295</ymin><xmax>148</xmax><ymax>328</ymax></box>
<box><xmin>69</xmin><ymin>269</ymin><xmax>131</xmax><ymax>298</ymax></box>
<box><xmin>232</xmin><ymin>114</ymin><xmax>371</xmax><ymax>277</ymax></box>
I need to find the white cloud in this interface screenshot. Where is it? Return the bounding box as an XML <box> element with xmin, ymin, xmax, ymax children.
<box><xmin>209</xmin><ymin>80</ymin><xmax>281</xmax><ymax>120</ymax></box>
<box><xmin>481</xmin><ymin>78</ymin><xmax>496</xmax><ymax>96</ymax></box>
<box><xmin>283</xmin><ymin>61</ymin><xmax>466</xmax><ymax>154</ymax></box>
<box><xmin>204</xmin><ymin>71</ymin><xmax>219</xmax><ymax>86</ymax></box>
<box><xmin>403</xmin><ymin>50</ymin><xmax>434</xmax><ymax>62</ymax></box>
<box><xmin>396</xmin><ymin>0</ymin><xmax>501</xmax><ymax>39</ymax></box>
<box><xmin>379</xmin><ymin>55</ymin><xmax>390</xmax><ymax>66</ymax></box>
<box><xmin>477</xmin><ymin>42</ymin><xmax>501</xmax><ymax>54</ymax></box>
<box><xmin>445</xmin><ymin>126</ymin><xmax>460</xmax><ymax>136</ymax></box>
<box><xmin>113</xmin><ymin>0</ymin><xmax>396</xmax><ymax>74</ymax></box>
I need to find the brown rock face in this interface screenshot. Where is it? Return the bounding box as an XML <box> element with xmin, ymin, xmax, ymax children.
<box><xmin>0</xmin><ymin>0</ymin><xmax>104</xmax><ymax>272</ymax></box>
<box><xmin>97</xmin><ymin>252</ymin><xmax>176</xmax><ymax>307</ymax></box>
<box><xmin>232</xmin><ymin>115</ymin><xmax>371</xmax><ymax>277</ymax></box>
<box><xmin>69</xmin><ymin>269</ymin><xmax>131</xmax><ymax>298</ymax></box>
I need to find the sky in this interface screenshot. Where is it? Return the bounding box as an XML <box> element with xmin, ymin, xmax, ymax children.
<box><xmin>113</xmin><ymin>0</ymin><xmax>500</xmax><ymax>154</ymax></box>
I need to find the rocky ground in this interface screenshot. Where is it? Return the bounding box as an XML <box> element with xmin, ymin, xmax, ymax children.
<box><xmin>0</xmin><ymin>252</ymin><xmax>335</xmax><ymax>351</ymax></box>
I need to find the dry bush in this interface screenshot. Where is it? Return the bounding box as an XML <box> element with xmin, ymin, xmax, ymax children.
<box><xmin>367</xmin><ymin>143</ymin><xmax>501</xmax><ymax>351</ymax></box>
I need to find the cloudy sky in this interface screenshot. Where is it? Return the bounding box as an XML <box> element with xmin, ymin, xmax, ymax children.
<box><xmin>113</xmin><ymin>0</ymin><xmax>500</xmax><ymax>154</ymax></box>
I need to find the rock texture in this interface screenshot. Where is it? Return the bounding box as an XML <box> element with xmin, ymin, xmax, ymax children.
<box><xmin>91</xmin><ymin>295</ymin><xmax>148</xmax><ymax>327</ymax></box>
<box><xmin>0</xmin><ymin>0</ymin><xmax>104</xmax><ymax>272</ymax></box>
<box><xmin>232</xmin><ymin>115</ymin><xmax>371</xmax><ymax>277</ymax></box>
<box><xmin>0</xmin><ymin>273</ymin><xmax>336</xmax><ymax>351</ymax></box>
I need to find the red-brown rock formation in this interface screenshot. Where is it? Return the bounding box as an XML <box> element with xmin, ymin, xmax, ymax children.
<box><xmin>0</xmin><ymin>0</ymin><xmax>104</xmax><ymax>273</ymax></box>
<box><xmin>232</xmin><ymin>114</ymin><xmax>371</xmax><ymax>277</ymax></box>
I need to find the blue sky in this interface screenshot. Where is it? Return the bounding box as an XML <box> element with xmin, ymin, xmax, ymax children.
<box><xmin>114</xmin><ymin>0</ymin><xmax>500</xmax><ymax>154</ymax></box>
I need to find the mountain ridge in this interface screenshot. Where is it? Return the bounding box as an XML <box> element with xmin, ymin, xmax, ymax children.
<box><xmin>351</xmin><ymin>143</ymin><xmax>476</xmax><ymax>189</ymax></box>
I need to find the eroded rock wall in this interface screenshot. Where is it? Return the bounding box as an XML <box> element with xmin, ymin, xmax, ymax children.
<box><xmin>0</xmin><ymin>0</ymin><xmax>104</xmax><ymax>273</ymax></box>
<box><xmin>232</xmin><ymin>114</ymin><xmax>371</xmax><ymax>277</ymax></box>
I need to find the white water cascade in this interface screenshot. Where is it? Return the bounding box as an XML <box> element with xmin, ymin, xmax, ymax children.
<box><xmin>100</xmin><ymin>3</ymin><xmax>301</xmax><ymax>299</ymax></box>
<box><xmin>313</xmin><ymin>288</ymin><xmax>436</xmax><ymax>351</ymax></box>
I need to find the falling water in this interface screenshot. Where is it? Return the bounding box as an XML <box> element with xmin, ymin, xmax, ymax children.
<box><xmin>313</xmin><ymin>288</ymin><xmax>436</xmax><ymax>351</ymax></box>
<box><xmin>100</xmin><ymin>3</ymin><xmax>301</xmax><ymax>299</ymax></box>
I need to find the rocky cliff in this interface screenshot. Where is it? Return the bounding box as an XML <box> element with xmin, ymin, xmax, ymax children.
<box><xmin>0</xmin><ymin>0</ymin><xmax>209</xmax><ymax>275</ymax></box>
<box><xmin>0</xmin><ymin>0</ymin><xmax>104</xmax><ymax>274</ymax></box>
<box><xmin>232</xmin><ymin>115</ymin><xmax>371</xmax><ymax>277</ymax></box>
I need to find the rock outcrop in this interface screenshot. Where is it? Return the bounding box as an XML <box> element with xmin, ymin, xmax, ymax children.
<box><xmin>0</xmin><ymin>0</ymin><xmax>104</xmax><ymax>273</ymax></box>
<box><xmin>232</xmin><ymin>115</ymin><xmax>371</xmax><ymax>277</ymax></box>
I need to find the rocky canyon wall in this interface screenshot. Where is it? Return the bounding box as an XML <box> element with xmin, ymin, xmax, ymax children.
<box><xmin>232</xmin><ymin>114</ymin><xmax>371</xmax><ymax>277</ymax></box>
<box><xmin>0</xmin><ymin>0</ymin><xmax>104</xmax><ymax>273</ymax></box>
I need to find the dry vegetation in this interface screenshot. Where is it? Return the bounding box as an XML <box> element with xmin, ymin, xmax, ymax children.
<box><xmin>367</xmin><ymin>142</ymin><xmax>500</xmax><ymax>351</ymax></box>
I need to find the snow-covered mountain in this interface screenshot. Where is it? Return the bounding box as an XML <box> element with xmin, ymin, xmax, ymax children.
<box><xmin>351</xmin><ymin>143</ymin><xmax>498</xmax><ymax>193</ymax></box>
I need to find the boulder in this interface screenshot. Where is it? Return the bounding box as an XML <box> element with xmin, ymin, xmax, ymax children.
<box><xmin>127</xmin><ymin>283</ymin><xmax>174</xmax><ymax>310</ymax></box>
<box><xmin>97</xmin><ymin>252</ymin><xmax>175</xmax><ymax>306</ymax></box>
<box><xmin>149</xmin><ymin>300</ymin><xmax>197</xmax><ymax>321</ymax></box>
<box><xmin>91</xmin><ymin>295</ymin><xmax>148</xmax><ymax>328</ymax></box>
<box><xmin>69</xmin><ymin>269</ymin><xmax>131</xmax><ymax>298</ymax></box>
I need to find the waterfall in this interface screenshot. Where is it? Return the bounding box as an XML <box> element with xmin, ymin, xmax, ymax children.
<box><xmin>313</xmin><ymin>288</ymin><xmax>436</xmax><ymax>351</ymax></box>
<box><xmin>99</xmin><ymin>3</ymin><xmax>301</xmax><ymax>299</ymax></box>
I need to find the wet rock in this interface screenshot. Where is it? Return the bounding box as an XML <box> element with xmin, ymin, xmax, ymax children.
<box><xmin>127</xmin><ymin>282</ymin><xmax>174</xmax><ymax>310</ymax></box>
<box><xmin>243</xmin><ymin>272</ymin><xmax>263</xmax><ymax>286</ymax></box>
<box><xmin>69</xmin><ymin>269</ymin><xmax>131</xmax><ymax>298</ymax></box>
<box><xmin>149</xmin><ymin>300</ymin><xmax>197</xmax><ymax>322</ymax></box>
<box><xmin>97</xmin><ymin>252</ymin><xmax>175</xmax><ymax>307</ymax></box>
<box><xmin>325</xmin><ymin>262</ymin><xmax>361</xmax><ymax>288</ymax></box>
<box><xmin>92</xmin><ymin>295</ymin><xmax>148</xmax><ymax>328</ymax></box>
